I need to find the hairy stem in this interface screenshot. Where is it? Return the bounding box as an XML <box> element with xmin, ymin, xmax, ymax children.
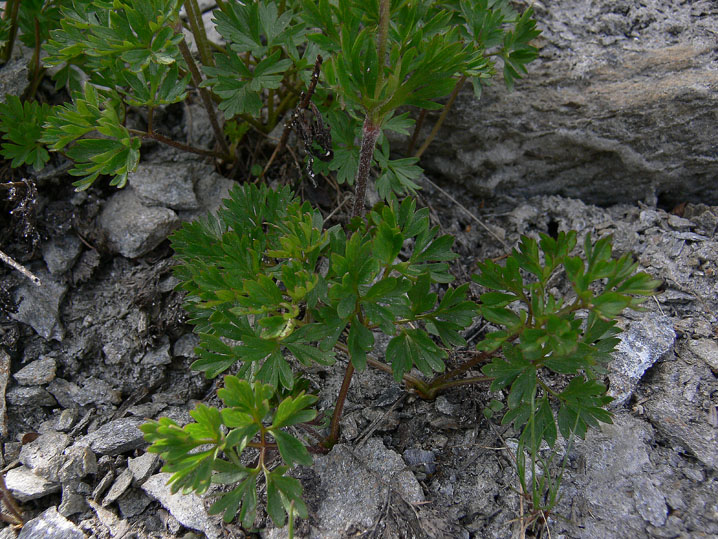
<box><xmin>414</xmin><ymin>75</ymin><xmax>467</xmax><ymax>158</ymax></box>
<box><xmin>351</xmin><ymin>117</ymin><xmax>381</xmax><ymax>217</ymax></box>
<box><xmin>176</xmin><ymin>30</ymin><xmax>231</xmax><ymax>158</ymax></box>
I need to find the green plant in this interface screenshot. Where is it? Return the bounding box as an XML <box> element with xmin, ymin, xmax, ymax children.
<box><xmin>0</xmin><ymin>0</ymin><xmax>660</xmax><ymax>533</ymax></box>
<box><xmin>142</xmin><ymin>181</ymin><xmax>658</xmax><ymax>531</ymax></box>
<box><xmin>134</xmin><ymin>0</ymin><xmax>660</xmax><ymax>533</ymax></box>
<box><xmin>2</xmin><ymin>0</ymin><xmax>537</xmax><ymax>195</ymax></box>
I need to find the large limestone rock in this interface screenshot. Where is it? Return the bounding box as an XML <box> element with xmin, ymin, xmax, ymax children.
<box><xmin>417</xmin><ymin>0</ymin><xmax>718</xmax><ymax>207</ymax></box>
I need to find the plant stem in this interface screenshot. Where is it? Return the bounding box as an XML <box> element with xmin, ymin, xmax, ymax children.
<box><xmin>374</xmin><ymin>0</ymin><xmax>390</xmax><ymax>98</ymax></box>
<box><xmin>351</xmin><ymin>117</ymin><xmax>381</xmax><ymax>217</ymax></box>
<box><xmin>184</xmin><ymin>0</ymin><xmax>213</xmax><ymax>67</ymax></box>
<box><xmin>406</xmin><ymin>109</ymin><xmax>426</xmax><ymax>156</ymax></box>
<box><xmin>428</xmin><ymin>348</ymin><xmax>496</xmax><ymax>387</ymax></box>
<box><xmin>0</xmin><ymin>0</ymin><xmax>20</xmax><ymax>65</ymax></box>
<box><xmin>0</xmin><ymin>472</ymin><xmax>23</xmax><ymax>525</ymax></box>
<box><xmin>325</xmin><ymin>362</ymin><xmax>354</xmax><ymax>447</ymax></box>
<box><xmin>176</xmin><ymin>30</ymin><xmax>231</xmax><ymax>159</ymax></box>
<box><xmin>324</xmin><ymin>0</ymin><xmax>391</xmax><ymax>447</ymax></box>
<box><xmin>414</xmin><ymin>75</ymin><xmax>467</xmax><ymax>159</ymax></box>
<box><xmin>128</xmin><ymin>128</ymin><xmax>222</xmax><ymax>159</ymax></box>
<box><xmin>25</xmin><ymin>18</ymin><xmax>44</xmax><ymax>100</ymax></box>
<box><xmin>422</xmin><ymin>375</ymin><xmax>493</xmax><ymax>398</ymax></box>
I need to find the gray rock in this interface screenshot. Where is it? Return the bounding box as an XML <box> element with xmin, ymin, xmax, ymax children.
<box><xmin>99</xmin><ymin>188</ymin><xmax>180</xmax><ymax>258</ymax></box>
<box><xmin>118</xmin><ymin>488</ymin><xmax>152</xmax><ymax>518</ymax></box>
<box><xmin>76</xmin><ymin>417</ymin><xmax>146</xmax><ymax>456</ymax></box>
<box><xmin>129</xmin><ymin>163</ymin><xmax>199</xmax><ymax>210</ymax></box>
<box><xmin>58</xmin><ymin>483</ymin><xmax>88</xmax><ymax>517</ymax></box>
<box><xmin>183</xmin><ymin>103</ymin><xmax>217</xmax><ymax>149</ymax></box>
<box><xmin>173</xmin><ymin>333</ymin><xmax>199</xmax><ymax>358</ymax></box>
<box><xmin>5</xmin><ymin>465</ymin><xmax>61</xmax><ymax>502</ymax></box>
<box><xmin>0</xmin><ymin>46</ymin><xmax>31</xmax><ymax>104</ymax></box>
<box><xmin>434</xmin><ymin>395</ymin><xmax>454</xmax><ymax>415</ymax></box>
<box><xmin>87</xmin><ymin>499</ymin><xmax>129</xmax><ymax>538</ymax></box>
<box><xmin>13</xmin><ymin>357</ymin><xmax>57</xmax><ymax>386</ymax></box>
<box><xmin>42</xmin><ymin>234</ymin><xmax>83</xmax><ymax>275</ymax></box>
<box><xmin>128</xmin><ymin>451</ymin><xmax>160</xmax><ymax>485</ymax></box>
<box><xmin>6</xmin><ymin>386</ymin><xmax>56</xmax><ymax>409</ymax></box>
<box><xmin>55</xmin><ymin>408</ymin><xmax>79</xmax><ymax>432</ymax></box>
<box><xmin>12</xmin><ymin>272</ymin><xmax>67</xmax><ymax>341</ymax></box>
<box><xmin>634</xmin><ymin>476</ymin><xmax>668</xmax><ymax>527</ymax></box>
<box><xmin>0</xmin><ymin>349</ymin><xmax>9</xmax><ymax>437</ymax></box>
<box><xmin>17</xmin><ymin>506</ymin><xmax>86</xmax><ymax>539</ymax></box>
<box><xmin>311</xmin><ymin>438</ymin><xmax>424</xmax><ymax>537</ymax></box>
<box><xmin>103</xmin><ymin>468</ymin><xmax>134</xmax><ymax>506</ymax></box>
<box><xmin>177</xmin><ymin>165</ymin><xmax>235</xmax><ymax>223</ymax></box>
<box><xmin>19</xmin><ymin>431</ymin><xmax>72</xmax><ymax>482</ymax></box>
<box><xmin>643</xmin><ymin>357</ymin><xmax>718</xmax><ymax>470</ymax></box>
<box><xmin>0</xmin><ymin>526</ymin><xmax>17</xmax><ymax>539</ymax></box>
<box><xmin>608</xmin><ymin>313</ymin><xmax>676</xmax><ymax>407</ymax></box>
<box><xmin>58</xmin><ymin>445</ymin><xmax>97</xmax><ymax>482</ymax></box>
<box><xmin>47</xmin><ymin>377</ymin><xmax>121</xmax><ymax>407</ymax></box>
<box><xmin>414</xmin><ymin>1</ymin><xmax>718</xmax><ymax>207</ymax></box>
<box><xmin>46</xmin><ymin>378</ymin><xmax>83</xmax><ymax>408</ymax></box>
<box><xmin>556</xmin><ymin>414</ymin><xmax>667</xmax><ymax>537</ymax></box>
<box><xmin>142</xmin><ymin>473</ymin><xmax>222</xmax><ymax>539</ymax></box>
<box><xmin>141</xmin><ymin>339</ymin><xmax>172</xmax><ymax>366</ymax></box>
<box><xmin>403</xmin><ymin>448</ymin><xmax>437</xmax><ymax>475</ymax></box>
<box><xmin>689</xmin><ymin>338</ymin><xmax>718</xmax><ymax>371</ymax></box>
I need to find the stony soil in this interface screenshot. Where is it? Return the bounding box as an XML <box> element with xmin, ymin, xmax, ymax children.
<box><xmin>1</xmin><ymin>130</ymin><xmax>717</xmax><ymax>538</ymax></box>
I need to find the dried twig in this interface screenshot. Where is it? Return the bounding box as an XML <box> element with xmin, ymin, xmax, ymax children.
<box><xmin>261</xmin><ymin>55</ymin><xmax>325</xmax><ymax>179</ymax></box>
<box><xmin>0</xmin><ymin>248</ymin><xmax>40</xmax><ymax>286</ymax></box>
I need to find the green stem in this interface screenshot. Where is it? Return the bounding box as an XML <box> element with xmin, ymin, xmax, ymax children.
<box><xmin>0</xmin><ymin>0</ymin><xmax>20</xmax><ymax>65</ymax></box>
<box><xmin>184</xmin><ymin>0</ymin><xmax>213</xmax><ymax>67</ymax></box>
<box><xmin>25</xmin><ymin>17</ymin><xmax>44</xmax><ymax>100</ymax></box>
<box><xmin>374</xmin><ymin>0</ymin><xmax>390</xmax><ymax>99</ymax></box>
<box><xmin>414</xmin><ymin>75</ymin><xmax>467</xmax><ymax>159</ymax></box>
<box><xmin>176</xmin><ymin>28</ymin><xmax>231</xmax><ymax>158</ymax></box>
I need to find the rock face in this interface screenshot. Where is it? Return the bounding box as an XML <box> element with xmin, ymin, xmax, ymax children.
<box><xmin>417</xmin><ymin>0</ymin><xmax>718</xmax><ymax>207</ymax></box>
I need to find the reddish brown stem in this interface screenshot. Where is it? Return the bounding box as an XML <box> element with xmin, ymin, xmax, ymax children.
<box><xmin>351</xmin><ymin>118</ymin><xmax>381</xmax><ymax>218</ymax></box>
<box><xmin>0</xmin><ymin>473</ymin><xmax>23</xmax><ymax>525</ymax></box>
<box><xmin>325</xmin><ymin>362</ymin><xmax>354</xmax><ymax>447</ymax></box>
<box><xmin>414</xmin><ymin>75</ymin><xmax>467</xmax><ymax>159</ymax></box>
<box><xmin>176</xmin><ymin>31</ymin><xmax>231</xmax><ymax>159</ymax></box>
<box><xmin>406</xmin><ymin>108</ymin><xmax>426</xmax><ymax>156</ymax></box>
<box><xmin>128</xmin><ymin>128</ymin><xmax>221</xmax><ymax>158</ymax></box>
<box><xmin>429</xmin><ymin>349</ymin><xmax>496</xmax><ymax>388</ymax></box>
